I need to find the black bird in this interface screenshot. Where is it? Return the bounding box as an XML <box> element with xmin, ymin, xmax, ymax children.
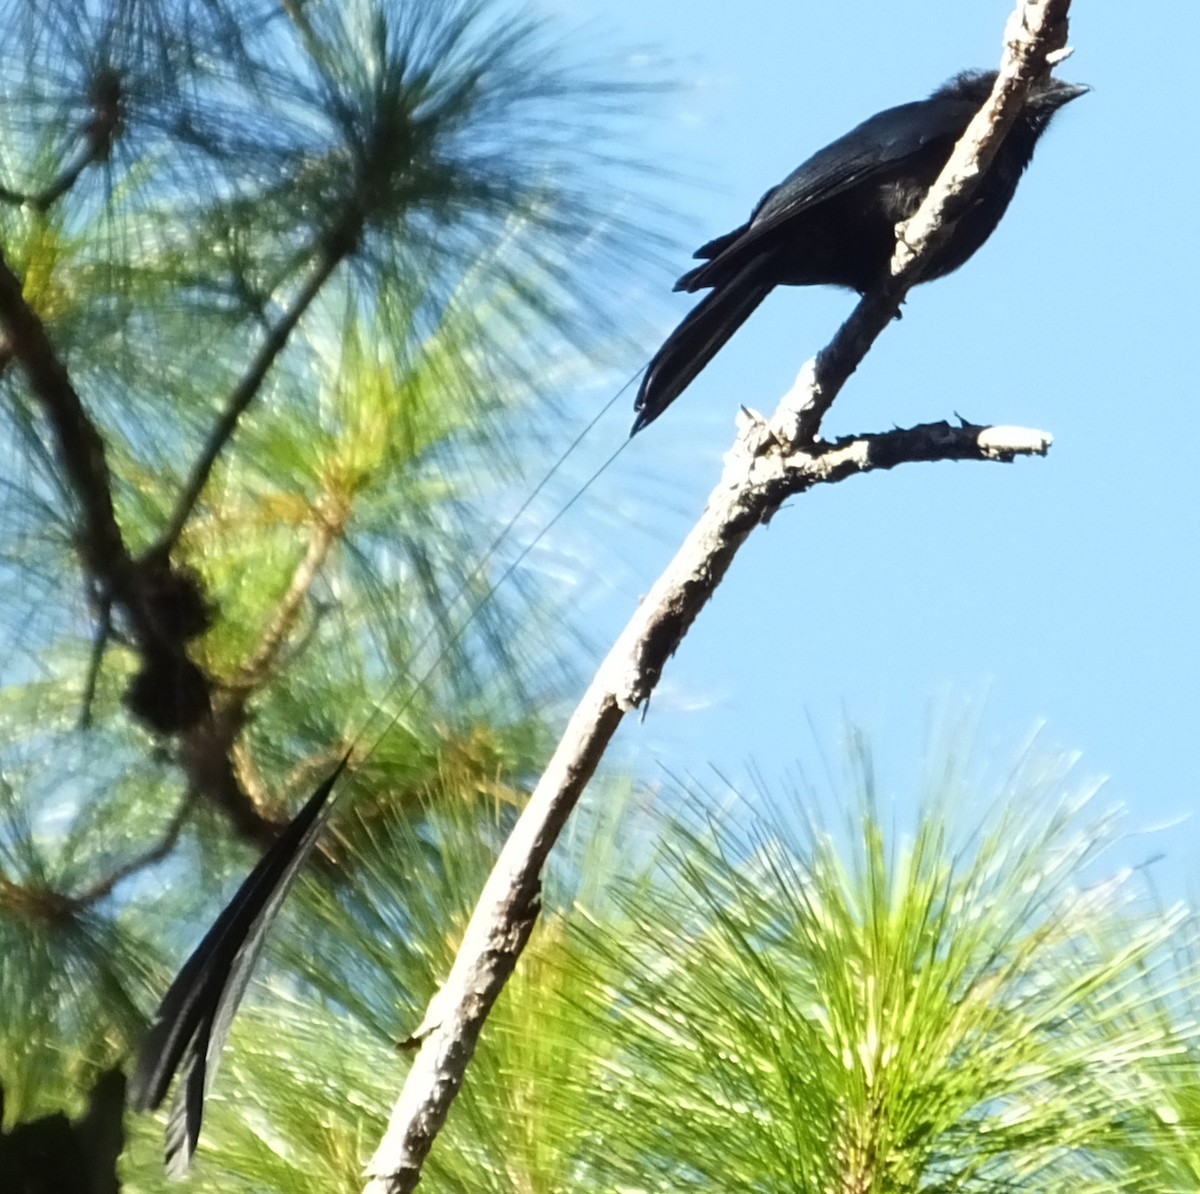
<box><xmin>631</xmin><ymin>70</ymin><xmax>1088</xmax><ymax>433</ymax></box>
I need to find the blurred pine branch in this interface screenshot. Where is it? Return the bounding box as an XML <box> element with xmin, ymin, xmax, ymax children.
<box><xmin>0</xmin><ymin>0</ymin><xmax>664</xmax><ymax>1158</ymax></box>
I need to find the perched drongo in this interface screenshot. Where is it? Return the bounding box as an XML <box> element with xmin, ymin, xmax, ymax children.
<box><xmin>632</xmin><ymin>70</ymin><xmax>1087</xmax><ymax>433</ymax></box>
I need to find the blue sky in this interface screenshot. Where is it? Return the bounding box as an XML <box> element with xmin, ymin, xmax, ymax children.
<box><xmin>515</xmin><ymin>1</ymin><xmax>1200</xmax><ymax>886</ymax></box>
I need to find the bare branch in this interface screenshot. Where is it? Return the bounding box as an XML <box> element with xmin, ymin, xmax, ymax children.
<box><xmin>893</xmin><ymin>0</ymin><xmax>1074</xmax><ymax>277</ymax></box>
<box><xmin>365</xmin><ymin>414</ymin><xmax>1052</xmax><ymax>1189</ymax></box>
<box><xmin>361</xmin><ymin>3</ymin><xmax>1072</xmax><ymax>1188</ymax></box>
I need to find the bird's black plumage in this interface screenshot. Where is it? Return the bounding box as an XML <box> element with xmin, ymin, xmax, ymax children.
<box><xmin>631</xmin><ymin>70</ymin><xmax>1088</xmax><ymax>433</ymax></box>
<box><xmin>129</xmin><ymin>757</ymin><xmax>347</xmax><ymax>1176</ymax></box>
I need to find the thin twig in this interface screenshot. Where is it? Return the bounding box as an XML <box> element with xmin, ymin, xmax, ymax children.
<box><xmin>153</xmin><ymin>240</ymin><xmax>351</xmax><ymax>556</ymax></box>
<box><xmin>73</xmin><ymin>791</ymin><xmax>195</xmax><ymax>906</ymax></box>
<box><xmin>78</xmin><ymin>593</ymin><xmax>113</xmax><ymax>729</ymax></box>
<box><xmin>0</xmin><ymin>250</ymin><xmax>132</xmax><ymax>586</ymax></box>
<box><xmin>234</xmin><ymin>495</ymin><xmax>345</xmax><ymax>688</ymax></box>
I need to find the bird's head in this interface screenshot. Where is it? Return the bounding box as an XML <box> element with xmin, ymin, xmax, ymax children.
<box><xmin>935</xmin><ymin>69</ymin><xmax>1089</xmax><ymax>121</ymax></box>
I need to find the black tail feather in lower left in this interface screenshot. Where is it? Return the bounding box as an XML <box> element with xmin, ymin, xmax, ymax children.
<box><xmin>128</xmin><ymin>756</ymin><xmax>348</xmax><ymax>1176</ymax></box>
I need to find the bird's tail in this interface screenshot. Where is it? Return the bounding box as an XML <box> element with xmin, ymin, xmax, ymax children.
<box><xmin>632</xmin><ymin>257</ymin><xmax>771</xmax><ymax>434</ymax></box>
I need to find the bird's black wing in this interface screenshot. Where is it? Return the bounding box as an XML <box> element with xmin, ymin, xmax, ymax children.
<box><xmin>129</xmin><ymin>755</ymin><xmax>348</xmax><ymax>1176</ymax></box>
<box><xmin>694</xmin><ymin>94</ymin><xmax>981</xmax><ymax>267</ymax></box>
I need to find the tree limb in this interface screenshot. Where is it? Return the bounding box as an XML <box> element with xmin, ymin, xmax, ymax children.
<box><xmin>361</xmin><ymin>3</ymin><xmax>1072</xmax><ymax>1188</ymax></box>
<box><xmin>0</xmin><ymin>250</ymin><xmax>133</xmax><ymax>587</ymax></box>
<box><xmin>152</xmin><ymin>236</ymin><xmax>353</xmax><ymax>557</ymax></box>
<box><xmin>0</xmin><ymin>246</ymin><xmax>283</xmax><ymax>844</ymax></box>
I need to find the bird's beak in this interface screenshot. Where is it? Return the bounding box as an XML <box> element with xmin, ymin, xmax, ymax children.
<box><xmin>1052</xmin><ymin>81</ymin><xmax>1091</xmax><ymax>105</ymax></box>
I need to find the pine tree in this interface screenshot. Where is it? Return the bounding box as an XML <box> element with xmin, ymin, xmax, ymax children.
<box><xmin>0</xmin><ymin>1</ymin><xmax>654</xmax><ymax>1185</ymax></box>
